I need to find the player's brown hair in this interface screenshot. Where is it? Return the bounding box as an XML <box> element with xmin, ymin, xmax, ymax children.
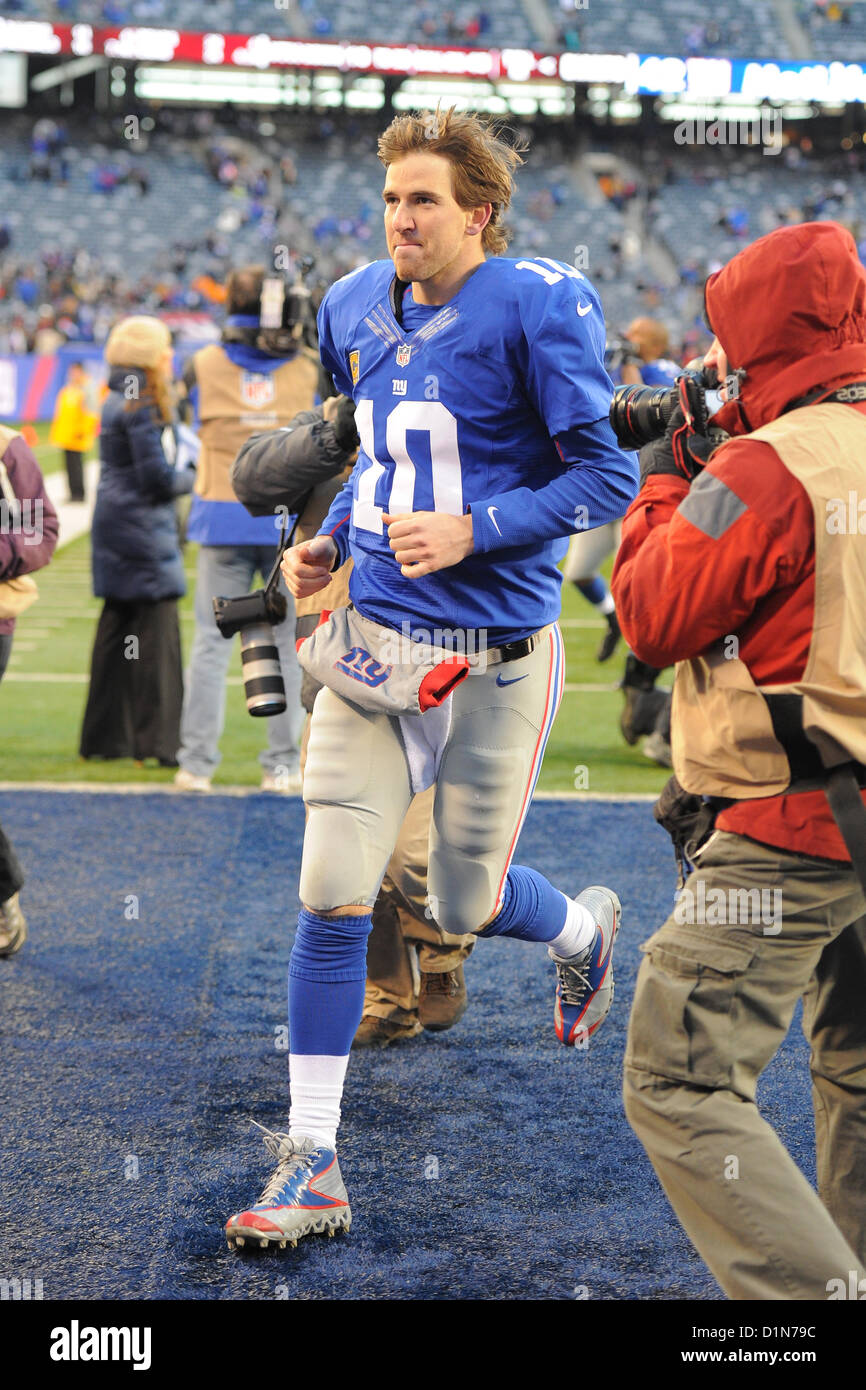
<box><xmin>377</xmin><ymin>106</ymin><xmax>526</xmax><ymax>256</ymax></box>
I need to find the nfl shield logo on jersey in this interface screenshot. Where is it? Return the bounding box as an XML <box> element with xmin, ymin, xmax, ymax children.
<box><xmin>395</xmin><ymin>344</ymin><xmax>412</xmax><ymax>367</ymax></box>
<box><xmin>241</xmin><ymin>372</ymin><xmax>275</xmax><ymax>409</ymax></box>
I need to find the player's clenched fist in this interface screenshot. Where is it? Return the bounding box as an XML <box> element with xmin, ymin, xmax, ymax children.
<box><xmin>280</xmin><ymin>534</ymin><xmax>338</xmax><ymax>598</ymax></box>
<box><xmin>383</xmin><ymin>511</ymin><xmax>474</xmax><ymax>578</ymax></box>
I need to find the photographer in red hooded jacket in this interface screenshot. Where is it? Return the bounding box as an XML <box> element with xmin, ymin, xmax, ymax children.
<box><xmin>612</xmin><ymin>221</ymin><xmax>866</xmax><ymax>1300</ymax></box>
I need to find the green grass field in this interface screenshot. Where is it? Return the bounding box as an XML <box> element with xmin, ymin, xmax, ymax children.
<box><xmin>0</xmin><ymin>493</ymin><xmax>670</xmax><ymax>794</ymax></box>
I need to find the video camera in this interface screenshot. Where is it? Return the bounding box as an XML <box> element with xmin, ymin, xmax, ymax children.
<box><xmin>223</xmin><ymin>256</ymin><xmax>319</xmax><ymax>357</ymax></box>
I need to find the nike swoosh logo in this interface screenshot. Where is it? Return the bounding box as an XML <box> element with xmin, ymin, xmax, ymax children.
<box><xmin>487</xmin><ymin>505</ymin><xmax>502</xmax><ymax>536</ymax></box>
<box><xmin>496</xmin><ymin>672</ymin><xmax>528</xmax><ymax>687</ymax></box>
<box><xmin>576</xmin><ymin>302</ymin><xmax>592</xmax><ymax>317</ymax></box>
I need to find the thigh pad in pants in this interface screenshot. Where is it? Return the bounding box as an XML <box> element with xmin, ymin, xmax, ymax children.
<box><xmin>300</xmin><ymin>686</ymin><xmax>412</xmax><ymax>911</ymax></box>
<box><xmin>428</xmin><ymin>630</ymin><xmax>562</xmax><ymax>936</ymax></box>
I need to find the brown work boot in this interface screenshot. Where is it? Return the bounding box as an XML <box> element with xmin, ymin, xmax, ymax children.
<box><xmin>353</xmin><ymin>1014</ymin><xmax>422</xmax><ymax>1048</ymax></box>
<box><xmin>418</xmin><ymin>965</ymin><xmax>468</xmax><ymax>1032</ymax></box>
<box><xmin>0</xmin><ymin>893</ymin><xmax>27</xmax><ymax>957</ymax></box>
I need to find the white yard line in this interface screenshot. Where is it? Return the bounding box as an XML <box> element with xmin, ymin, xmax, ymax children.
<box><xmin>44</xmin><ymin>460</ymin><xmax>101</xmax><ymax>549</ymax></box>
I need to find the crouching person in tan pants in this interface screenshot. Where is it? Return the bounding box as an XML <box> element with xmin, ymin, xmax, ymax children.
<box><xmin>611</xmin><ymin>220</ymin><xmax>866</xmax><ymax>1299</ymax></box>
<box><xmin>232</xmin><ymin>394</ymin><xmax>473</xmax><ymax>1045</ymax></box>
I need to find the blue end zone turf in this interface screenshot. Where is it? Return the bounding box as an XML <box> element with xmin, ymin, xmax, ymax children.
<box><xmin>0</xmin><ymin>791</ymin><xmax>813</xmax><ymax>1301</ymax></box>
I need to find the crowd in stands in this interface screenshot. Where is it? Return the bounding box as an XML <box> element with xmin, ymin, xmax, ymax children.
<box><xmin>2</xmin><ymin>0</ymin><xmax>523</xmax><ymax>47</ymax></box>
<box><xmin>3</xmin><ymin>104</ymin><xmax>866</xmax><ymax>367</ymax></box>
<box><xmin>635</xmin><ymin>141</ymin><xmax>866</xmax><ymax>352</ymax></box>
<box><xmin>359</xmin><ymin>3</ymin><xmax>497</xmax><ymax>46</ymax></box>
<box><xmin>2</xmin><ymin>0</ymin><xmax>299</xmax><ymax>32</ymax></box>
<box><xmin>0</xmin><ymin>109</ymin><xmax>593</xmax><ymax>354</ymax></box>
<box><xmin>803</xmin><ymin>1</ymin><xmax>854</xmax><ymax>30</ymax></box>
<box><xmin>803</xmin><ymin>0</ymin><xmax>866</xmax><ymax>59</ymax></box>
<box><xmin>7</xmin><ymin>0</ymin><xmax>866</xmax><ymax>60</ymax></box>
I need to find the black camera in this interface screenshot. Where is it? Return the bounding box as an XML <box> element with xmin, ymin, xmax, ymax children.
<box><xmin>610</xmin><ymin>364</ymin><xmax>733</xmax><ymax>451</ymax></box>
<box><xmin>212</xmin><ymin>587</ymin><xmax>289</xmax><ymax>717</ymax></box>
<box><xmin>258</xmin><ymin>262</ymin><xmax>317</xmax><ymax>355</ymax></box>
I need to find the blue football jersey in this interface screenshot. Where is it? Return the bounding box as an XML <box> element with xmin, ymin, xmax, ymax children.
<box><xmin>641</xmin><ymin>358</ymin><xmax>681</xmax><ymax>387</ymax></box>
<box><xmin>317</xmin><ymin>255</ymin><xmax>637</xmax><ymax>642</ymax></box>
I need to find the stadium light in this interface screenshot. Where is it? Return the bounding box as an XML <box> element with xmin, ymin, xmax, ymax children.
<box><xmin>135</xmin><ymin>65</ymin><xmax>285</xmax><ymax>103</ymax></box>
<box><xmin>29</xmin><ymin>55</ymin><xmax>106</xmax><ymax>90</ymax></box>
<box><xmin>609</xmin><ymin>99</ymin><xmax>642</xmax><ymax>120</ymax></box>
<box><xmin>658</xmin><ymin>100</ymin><xmax>766</xmax><ymax>122</ymax></box>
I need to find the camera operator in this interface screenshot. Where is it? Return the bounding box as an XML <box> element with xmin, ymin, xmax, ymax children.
<box><xmin>231</xmin><ymin>397</ymin><xmax>476</xmax><ymax>1045</ymax></box>
<box><xmin>174</xmin><ymin>265</ymin><xmax>319</xmax><ymax>793</ymax></box>
<box><xmin>611</xmin><ymin>221</ymin><xmax>866</xmax><ymax>1299</ymax></box>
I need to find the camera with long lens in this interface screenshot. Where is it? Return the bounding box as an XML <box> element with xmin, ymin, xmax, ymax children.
<box><xmin>609</xmin><ymin>363</ymin><xmax>732</xmax><ymax>451</ymax></box>
<box><xmin>212</xmin><ymin>585</ymin><xmax>288</xmax><ymax>718</ymax></box>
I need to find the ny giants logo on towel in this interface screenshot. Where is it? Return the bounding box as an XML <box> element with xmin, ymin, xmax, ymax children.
<box><xmin>335</xmin><ymin>646</ymin><xmax>393</xmax><ymax>688</ymax></box>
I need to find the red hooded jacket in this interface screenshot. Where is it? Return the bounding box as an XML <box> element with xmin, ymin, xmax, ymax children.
<box><xmin>611</xmin><ymin>221</ymin><xmax>866</xmax><ymax>860</ymax></box>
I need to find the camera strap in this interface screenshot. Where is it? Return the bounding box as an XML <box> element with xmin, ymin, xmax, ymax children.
<box><xmin>262</xmin><ymin>494</ymin><xmax>312</xmax><ymax>600</ymax></box>
<box><xmin>763</xmin><ymin>691</ymin><xmax>866</xmax><ymax>895</ymax></box>
<box><xmin>782</xmin><ymin>380</ymin><xmax>866</xmax><ymax>414</ymax></box>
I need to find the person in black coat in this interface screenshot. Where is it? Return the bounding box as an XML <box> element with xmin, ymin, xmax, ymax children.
<box><xmin>80</xmin><ymin>316</ymin><xmax>194</xmax><ymax>764</ymax></box>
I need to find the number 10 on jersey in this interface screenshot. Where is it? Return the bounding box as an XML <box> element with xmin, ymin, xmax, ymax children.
<box><xmin>351</xmin><ymin>398</ymin><xmax>464</xmax><ymax>534</ymax></box>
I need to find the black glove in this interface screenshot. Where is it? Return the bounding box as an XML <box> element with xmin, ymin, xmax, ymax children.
<box><xmin>331</xmin><ymin>394</ymin><xmax>359</xmax><ymax>454</ymax></box>
<box><xmin>653</xmin><ymin>773</ymin><xmax>719</xmax><ymax>889</ymax></box>
<box><xmin>640</xmin><ymin>374</ymin><xmax>717</xmax><ymax>485</ymax></box>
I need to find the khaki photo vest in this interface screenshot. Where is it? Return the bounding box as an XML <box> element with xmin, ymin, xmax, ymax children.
<box><xmin>193</xmin><ymin>343</ymin><xmax>319</xmax><ymax>503</ymax></box>
<box><xmin>672</xmin><ymin>403</ymin><xmax>866</xmax><ymax>798</ymax></box>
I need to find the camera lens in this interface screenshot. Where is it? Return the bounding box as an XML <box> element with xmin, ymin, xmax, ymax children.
<box><xmin>239</xmin><ymin>622</ymin><xmax>287</xmax><ymax>717</ymax></box>
<box><xmin>610</xmin><ymin>384</ymin><xmax>678</xmax><ymax>450</ymax></box>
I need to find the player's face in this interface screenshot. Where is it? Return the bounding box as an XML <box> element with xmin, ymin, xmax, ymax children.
<box><xmin>383</xmin><ymin>152</ymin><xmax>487</xmax><ymax>290</ymax></box>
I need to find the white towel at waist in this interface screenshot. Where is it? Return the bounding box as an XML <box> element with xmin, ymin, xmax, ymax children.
<box><xmin>398</xmin><ymin>695</ymin><xmax>453</xmax><ymax>796</ymax></box>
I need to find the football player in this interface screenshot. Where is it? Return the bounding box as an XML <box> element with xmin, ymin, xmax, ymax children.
<box><xmin>225</xmin><ymin>108</ymin><xmax>639</xmax><ymax>1250</ymax></box>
